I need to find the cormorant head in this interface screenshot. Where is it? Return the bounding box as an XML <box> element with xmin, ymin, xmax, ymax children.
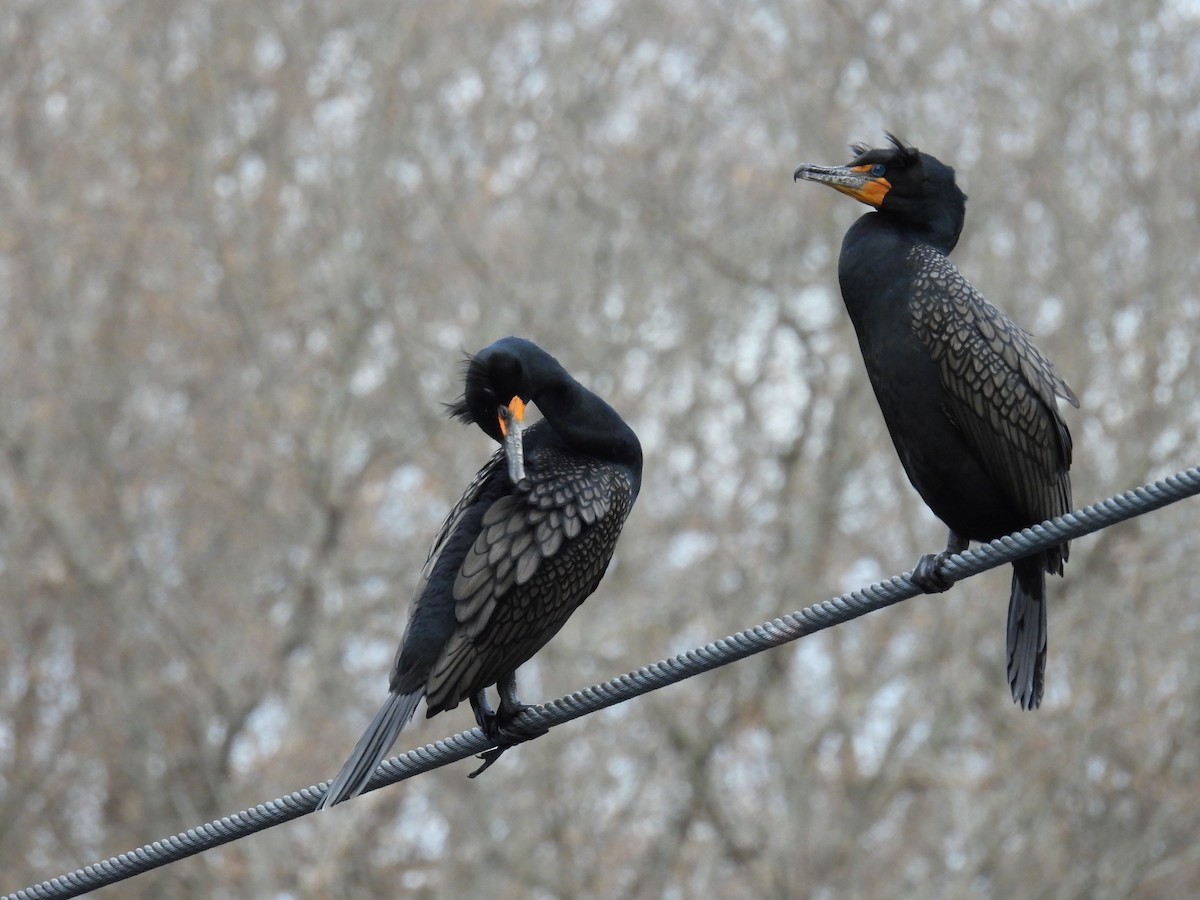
<box><xmin>447</xmin><ymin>336</ymin><xmax>541</xmax><ymax>444</ymax></box>
<box><xmin>794</xmin><ymin>133</ymin><xmax>967</xmax><ymax>250</ymax></box>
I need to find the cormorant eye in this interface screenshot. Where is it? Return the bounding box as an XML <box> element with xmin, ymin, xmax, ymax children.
<box><xmin>870</xmin><ymin>164</ymin><xmax>887</xmax><ymax>177</ymax></box>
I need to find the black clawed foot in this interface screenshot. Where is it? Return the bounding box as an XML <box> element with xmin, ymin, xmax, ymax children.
<box><xmin>466</xmin><ymin>675</ymin><xmax>548</xmax><ymax>778</ymax></box>
<box><xmin>466</xmin><ymin>701</ymin><xmax>548</xmax><ymax>779</ymax></box>
<box><xmin>494</xmin><ymin>701</ymin><xmax>549</xmax><ymax>743</ymax></box>
<box><xmin>911</xmin><ymin>552</ymin><xmax>955</xmax><ymax>593</ymax></box>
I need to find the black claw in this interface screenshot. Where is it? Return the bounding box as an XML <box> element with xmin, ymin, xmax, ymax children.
<box><xmin>911</xmin><ymin>552</ymin><xmax>955</xmax><ymax>593</ymax></box>
<box><xmin>468</xmin><ymin>746</ymin><xmax>509</xmax><ymax>778</ymax></box>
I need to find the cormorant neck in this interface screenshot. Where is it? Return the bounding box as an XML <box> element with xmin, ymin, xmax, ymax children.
<box><xmin>534</xmin><ymin>376</ymin><xmax>642</xmax><ymax>472</ymax></box>
<box><xmin>872</xmin><ymin>206</ymin><xmax>964</xmax><ymax>255</ymax></box>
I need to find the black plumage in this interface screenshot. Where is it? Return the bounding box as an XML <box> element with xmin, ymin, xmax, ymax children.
<box><xmin>794</xmin><ymin>135</ymin><xmax>1077</xmax><ymax>709</ymax></box>
<box><xmin>319</xmin><ymin>337</ymin><xmax>642</xmax><ymax>808</ymax></box>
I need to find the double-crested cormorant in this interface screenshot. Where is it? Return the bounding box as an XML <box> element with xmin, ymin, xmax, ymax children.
<box><xmin>319</xmin><ymin>337</ymin><xmax>642</xmax><ymax>807</ymax></box>
<box><xmin>794</xmin><ymin>135</ymin><xmax>1077</xmax><ymax>709</ymax></box>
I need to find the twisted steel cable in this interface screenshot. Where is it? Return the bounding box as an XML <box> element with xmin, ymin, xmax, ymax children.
<box><xmin>5</xmin><ymin>466</ymin><xmax>1199</xmax><ymax>900</ymax></box>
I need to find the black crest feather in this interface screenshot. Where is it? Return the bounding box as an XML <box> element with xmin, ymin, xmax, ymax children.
<box><xmin>849</xmin><ymin>132</ymin><xmax>920</xmax><ymax>167</ymax></box>
<box><xmin>445</xmin><ymin>354</ymin><xmax>479</xmax><ymax>423</ymax></box>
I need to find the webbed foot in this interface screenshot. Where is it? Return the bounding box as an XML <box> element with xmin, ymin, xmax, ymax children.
<box><xmin>911</xmin><ymin>530</ymin><xmax>969</xmax><ymax>593</ymax></box>
<box><xmin>466</xmin><ymin>676</ymin><xmax>547</xmax><ymax>778</ymax></box>
<box><xmin>911</xmin><ymin>552</ymin><xmax>954</xmax><ymax>593</ymax></box>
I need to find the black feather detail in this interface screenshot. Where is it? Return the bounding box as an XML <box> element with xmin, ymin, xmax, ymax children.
<box><xmin>850</xmin><ymin>132</ymin><xmax>920</xmax><ymax>168</ymax></box>
<box><xmin>444</xmin><ymin>353</ymin><xmax>482</xmax><ymax>424</ymax></box>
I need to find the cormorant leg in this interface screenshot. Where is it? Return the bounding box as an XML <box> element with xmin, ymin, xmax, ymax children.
<box><xmin>911</xmin><ymin>530</ymin><xmax>969</xmax><ymax>593</ymax></box>
<box><xmin>495</xmin><ymin>672</ymin><xmax>549</xmax><ymax>741</ymax></box>
<box><xmin>467</xmin><ymin>673</ymin><xmax>548</xmax><ymax>779</ymax></box>
<box><xmin>469</xmin><ymin>690</ymin><xmax>496</xmax><ymax>733</ymax></box>
<box><xmin>468</xmin><ymin>690</ymin><xmax>505</xmax><ymax>779</ymax></box>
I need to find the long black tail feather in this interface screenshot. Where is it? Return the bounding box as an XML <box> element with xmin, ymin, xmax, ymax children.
<box><xmin>1007</xmin><ymin>555</ymin><xmax>1049</xmax><ymax>710</ymax></box>
<box><xmin>318</xmin><ymin>690</ymin><xmax>423</xmax><ymax>809</ymax></box>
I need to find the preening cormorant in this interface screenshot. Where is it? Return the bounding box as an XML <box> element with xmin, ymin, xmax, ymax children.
<box><xmin>794</xmin><ymin>135</ymin><xmax>1077</xmax><ymax>709</ymax></box>
<box><xmin>319</xmin><ymin>337</ymin><xmax>642</xmax><ymax>807</ymax></box>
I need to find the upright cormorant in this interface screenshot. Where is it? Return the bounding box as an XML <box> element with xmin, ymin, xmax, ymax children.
<box><xmin>319</xmin><ymin>337</ymin><xmax>642</xmax><ymax>807</ymax></box>
<box><xmin>794</xmin><ymin>135</ymin><xmax>1077</xmax><ymax>709</ymax></box>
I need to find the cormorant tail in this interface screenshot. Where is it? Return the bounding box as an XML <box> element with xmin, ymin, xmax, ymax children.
<box><xmin>318</xmin><ymin>690</ymin><xmax>423</xmax><ymax>809</ymax></box>
<box><xmin>1008</xmin><ymin>556</ymin><xmax>1048</xmax><ymax>711</ymax></box>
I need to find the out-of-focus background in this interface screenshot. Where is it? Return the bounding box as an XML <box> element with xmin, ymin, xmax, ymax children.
<box><xmin>2</xmin><ymin>1</ymin><xmax>1199</xmax><ymax>897</ymax></box>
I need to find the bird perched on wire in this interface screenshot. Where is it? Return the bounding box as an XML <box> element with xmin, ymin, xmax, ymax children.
<box><xmin>319</xmin><ymin>336</ymin><xmax>642</xmax><ymax>807</ymax></box>
<box><xmin>794</xmin><ymin>134</ymin><xmax>1077</xmax><ymax>710</ymax></box>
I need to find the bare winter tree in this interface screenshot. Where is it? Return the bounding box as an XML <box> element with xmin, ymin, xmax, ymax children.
<box><xmin>1</xmin><ymin>1</ymin><xmax>1198</xmax><ymax>897</ymax></box>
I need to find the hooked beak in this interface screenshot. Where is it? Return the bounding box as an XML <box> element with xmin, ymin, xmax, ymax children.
<box><xmin>793</xmin><ymin>162</ymin><xmax>891</xmax><ymax>208</ymax></box>
<box><xmin>498</xmin><ymin>396</ymin><xmax>526</xmax><ymax>483</ymax></box>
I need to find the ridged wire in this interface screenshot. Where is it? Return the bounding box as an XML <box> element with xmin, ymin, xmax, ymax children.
<box><xmin>5</xmin><ymin>466</ymin><xmax>1199</xmax><ymax>900</ymax></box>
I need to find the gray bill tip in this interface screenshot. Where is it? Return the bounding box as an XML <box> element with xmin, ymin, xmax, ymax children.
<box><xmin>500</xmin><ymin>404</ymin><xmax>525</xmax><ymax>483</ymax></box>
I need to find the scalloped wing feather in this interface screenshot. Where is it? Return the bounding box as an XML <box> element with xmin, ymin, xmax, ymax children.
<box><xmin>908</xmin><ymin>245</ymin><xmax>1075</xmax><ymax>535</ymax></box>
<box><xmin>426</xmin><ymin>451</ymin><xmax>633</xmax><ymax>713</ymax></box>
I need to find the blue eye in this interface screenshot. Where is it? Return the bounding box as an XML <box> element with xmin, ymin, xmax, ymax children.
<box><xmin>870</xmin><ymin>164</ymin><xmax>887</xmax><ymax>177</ymax></box>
